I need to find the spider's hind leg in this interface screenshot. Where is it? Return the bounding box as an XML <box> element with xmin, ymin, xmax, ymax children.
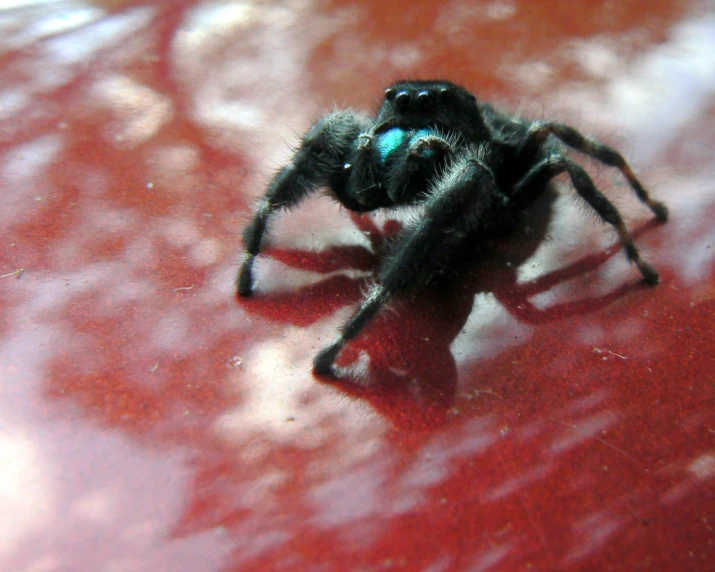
<box><xmin>518</xmin><ymin>121</ymin><xmax>668</xmax><ymax>222</ymax></box>
<box><xmin>512</xmin><ymin>154</ymin><xmax>661</xmax><ymax>284</ymax></box>
<box><xmin>238</xmin><ymin>111</ymin><xmax>367</xmax><ymax>296</ymax></box>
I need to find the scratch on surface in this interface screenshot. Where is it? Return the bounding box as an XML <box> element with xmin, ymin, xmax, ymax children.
<box><xmin>1</xmin><ymin>268</ymin><xmax>24</xmax><ymax>279</ymax></box>
<box><xmin>494</xmin><ymin>447</ymin><xmax>555</xmax><ymax>560</ymax></box>
<box><xmin>465</xmin><ymin>388</ymin><xmax>502</xmax><ymax>400</ymax></box>
<box><xmin>550</xmin><ymin>418</ymin><xmax>636</xmax><ymax>462</ymax></box>
<box><xmin>592</xmin><ymin>436</ymin><xmax>636</xmax><ymax>461</ymax></box>
<box><xmin>474</xmin><ymin>388</ymin><xmax>502</xmax><ymax>399</ymax></box>
<box><xmin>387</xmin><ymin>329</ymin><xmax>409</xmax><ymax>368</ymax></box>
<box><xmin>173</xmin><ymin>284</ymin><xmax>195</xmax><ymax>291</ymax></box>
<box><xmin>592</xmin><ymin>347</ymin><xmax>628</xmax><ymax>360</ymax></box>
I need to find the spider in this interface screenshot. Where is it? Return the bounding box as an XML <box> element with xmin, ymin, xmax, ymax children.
<box><xmin>237</xmin><ymin>80</ymin><xmax>668</xmax><ymax>376</ymax></box>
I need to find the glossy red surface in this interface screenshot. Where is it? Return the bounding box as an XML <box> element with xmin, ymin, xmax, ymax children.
<box><xmin>1</xmin><ymin>1</ymin><xmax>713</xmax><ymax>570</ymax></box>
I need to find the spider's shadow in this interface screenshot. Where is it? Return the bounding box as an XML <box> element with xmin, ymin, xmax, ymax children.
<box><xmin>239</xmin><ymin>191</ymin><xmax>661</xmax><ymax>430</ymax></box>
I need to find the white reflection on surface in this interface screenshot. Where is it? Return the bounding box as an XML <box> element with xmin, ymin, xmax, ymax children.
<box><xmin>306</xmin><ymin>416</ymin><xmax>501</xmax><ymax>533</ymax></box>
<box><xmin>1</xmin><ymin>134</ymin><xmax>63</xmax><ymax>229</ymax></box>
<box><xmin>483</xmin><ymin>464</ymin><xmax>553</xmax><ymax>503</ymax></box>
<box><xmin>172</xmin><ymin>0</ymin><xmax>345</xmax><ymax>157</ymax></box>
<box><xmin>0</xmin><ymin>0</ymin><xmax>95</xmax><ymax>49</ymax></box>
<box><xmin>561</xmin><ymin>510</ymin><xmax>625</xmax><ymax>565</ymax></box>
<box><xmin>469</xmin><ymin>543</ymin><xmax>514</xmax><ymax>572</ymax></box>
<box><xmin>90</xmin><ymin>75</ymin><xmax>174</xmax><ymax>148</ymax></box>
<box><xmin>309</xmin><ymin>461</ymin><xmax>389</xmax><ymax>527</ymax></box>
<box><xmin>548</xmin><ymin>410</ymin><xmax>619</xmax><ymax>455</ymax></box>
<box><xmin>0</xmin><ymin>311</ymin><xmax>233</xmax><ymax>570</ymax></box>
<box><xmin>603</xmin><ymin>16</ymin><xmax>714</xmax><ymax>163</ymax></box>
<box><xmin>399</xmin><ymin>417</ymin><xmax>499</xmax><ymax>488</ymax></box>
<box><xmin>40</xmin><ymin>7</ymin><xmax>153</xmax><ymax>67</ymax></box>
<box><xmin>661</xmin><ymin>451</ymin><xmax>715</xmax><ymax>505</ymax></box>
<box><xmin>436</xmin><ymin>0</ymin><xmax>517</xmax><ymax>37</ymax></box>
<box><xmin>215</xmin><ymin>306</ymin><xmax>383</xmax><ymax>447</ymax></box>
<box><xmin>688</xmin><ymin>452</ymin><xmax>715</xmax><ymax>481</ymax></box>
<box><xmin>0</xmin><ymin>431</ymin><xmax>51</xmax><ymax>550</ymax></box>
<box><xmin>450</xmin><ymin>292</ymin><xmax>532</xmax><ymax>366</ymax></box>
<box><xmin>0</xmin><ymin>3</ymin><xmax>261</xmax><ymax>566</ymax></box>
<box><xmin>0</xmin><ymin>88</ymin><xmax>30</xmax><ymax>122</ymax></box>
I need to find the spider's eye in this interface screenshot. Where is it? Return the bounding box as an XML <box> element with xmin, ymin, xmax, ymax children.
<box><xmin>438</xmin><ymin>87</ymin><xmax>451</xmax><ymax>100</ymax></box>
<box><xmin>395</xmin><ymin>90</ymin><xmax>411</xmax><ymax>110</ymax></box>
<box><xmin>384</xmin><ymin>87</ymin><xmax>396</xmax><ymax>101</ymax></box>
<box><xmin>416</xmin><ymin>90</ymin><xmax>433</xmax><ymax>108</ymax></box>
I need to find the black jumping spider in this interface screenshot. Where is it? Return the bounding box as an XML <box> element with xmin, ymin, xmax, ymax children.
<box><xmin>237</xmin><ymin>80</ymin><xmax>668</xmax><ymax>375</ymax></box>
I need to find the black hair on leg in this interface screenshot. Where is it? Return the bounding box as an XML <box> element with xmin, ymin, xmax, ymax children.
<box><xmin>513</xmin><ymin>154</ymin><xmax>660</xmax><ymax>284</ymax></box>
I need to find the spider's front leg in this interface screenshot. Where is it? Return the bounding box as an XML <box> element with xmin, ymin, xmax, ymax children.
<box><xmin>313</xmin><ymin>148</ymin><xmax>508</xmax><ymax>375</ymax></box>
<box><xmin>238</xmin><ymin>111</ymin><xmax>368</xmax><ymax>296</ymax></box>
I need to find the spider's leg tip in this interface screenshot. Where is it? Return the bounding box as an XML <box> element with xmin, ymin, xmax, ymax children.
<box><xmin>236</xmin><ymin>286</ymin><xmax>253</xmax><ymax>297</ymax></box>
<box><xmin>313</xmin><ymin>343</ymin><xmax>342</xmax><ymax>376</ymax></box>
<box><xmin>639</xmin><ymin>261</ymin><xmax>660</xmax><ymax>285</ymax></box>
<box><xmin>237</xmin><ymin>259</ymin><xmax>256</xmax><ymax>297</ymax></box>
<box><xmin>312</xmin><ymin>361</ymin><xmax>335</xmax><ymax>377</ymax></box>
<box><xmin>652</xmin><ymin>201</ymin><xmax>669</xmax><ymax>223</ymax></box>
<box><xmin>236</xmin><ymin>275</ymin><xmax>254</xmax><ymax>297</ymax></box>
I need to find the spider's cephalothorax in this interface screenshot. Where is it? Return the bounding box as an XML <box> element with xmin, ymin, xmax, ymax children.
<box><xmin>237</xmin><ymin>80</ymin><xmax>668</xmax><ymax>375</ymax></box>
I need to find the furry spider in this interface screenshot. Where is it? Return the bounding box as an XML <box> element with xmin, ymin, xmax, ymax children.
<box><xmin>237</xmin><ymin>80</ymin><xmax>668</xmax><ymax>376</ymax></box>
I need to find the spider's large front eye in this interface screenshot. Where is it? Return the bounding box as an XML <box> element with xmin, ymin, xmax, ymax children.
<box><xmin>384</xmin><ymin>87</ymin><xmax>396</xmax><ymax>101</ymax></box>
<box><xmin>395</xmin><ymin>90</ymin><xmax>411</xmax><ymax>111</ymax></box>
<box><xmin>416</xmin><ymin>90</ymin><xmax>433</xmax><ymax>108</ymax></box>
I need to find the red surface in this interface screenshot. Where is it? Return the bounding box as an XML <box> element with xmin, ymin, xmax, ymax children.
<box><xmin>1</xmin><ymin>1</ymin><xmax>713</xmax><ymax>570</ymax></box>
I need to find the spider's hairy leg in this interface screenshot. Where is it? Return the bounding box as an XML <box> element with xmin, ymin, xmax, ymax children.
<box><xmin>238</xmin><ymin>111</ymin><xmax>367</xmax><ymax>296</ymax></box>
<box><xmin>518</xmin><ymin>121</ymin><xmax>668</xmax><ymax>221</ymax></box>
<box><xmin>512</xmin><ymin>154</ymin><xmax>661</xmax><ymax>284</ymax></box>
<box><xmin>313</xmin><ymin>286</ymin><xmax>391</xmax><ymax>375</ymax></box>
<box><xmin>314</xmin><ymin>149</ymin><xmax>507</xmax><ymax>375</ymax></box>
